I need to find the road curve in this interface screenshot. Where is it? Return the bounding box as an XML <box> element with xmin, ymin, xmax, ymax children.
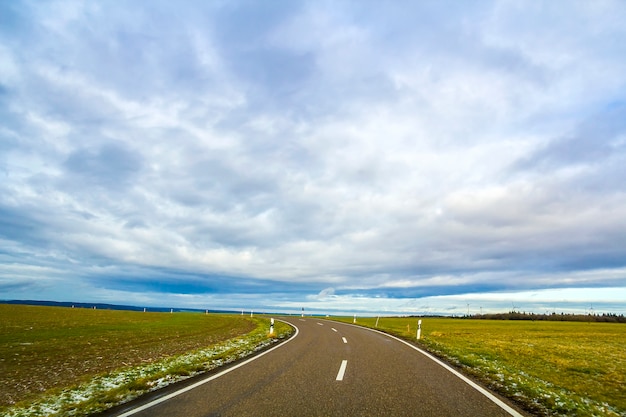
<box><xmin>107</xmin><ymin>317</ymin><xmax>527</xmax><ymax>417</ymax></box>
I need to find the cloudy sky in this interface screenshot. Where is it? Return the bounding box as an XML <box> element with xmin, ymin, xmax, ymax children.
<box><xmin>1</xmin><ymin>0</ymin><xmax>625</xmax><ymax>316</ymax></box>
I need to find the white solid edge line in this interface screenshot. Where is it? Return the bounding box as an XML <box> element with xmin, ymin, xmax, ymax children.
<box><xmin>116</xmin><ymin>320</ymin><xmax>300</xmax><ymax>417</ymax></box>
<box><xmin>334</xmin><ymin>321</ymin><xmax>524</xmax><ymax>417</ymax></box>
<box><xmin>336</xmin><ymin>360</ymin><xmax>348</xmax><ymax>381</ymax></box>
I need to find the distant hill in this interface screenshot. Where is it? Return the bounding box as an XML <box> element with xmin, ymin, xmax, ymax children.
<box><xmin>0</xmin><ymin>299</ymin><xmax>241</xmax><ymax>314</ymax></box>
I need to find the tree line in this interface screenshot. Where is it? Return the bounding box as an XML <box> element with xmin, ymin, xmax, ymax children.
<box><xmin>466</xmin><ymin>311</ymin><xmax>626</xmax><ymax>323</ymax></box>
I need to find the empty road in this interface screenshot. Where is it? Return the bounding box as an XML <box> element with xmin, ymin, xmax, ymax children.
<box><xmin>109</xmin><ymin>318</ymin><xmax>526</xmax><ymax>417</ymax></box>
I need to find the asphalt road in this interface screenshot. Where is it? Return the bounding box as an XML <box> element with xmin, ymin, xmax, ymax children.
<box><xmin>110</xmin><ymin>317</ymin><xmax>527</xmax><ymax>417</ymax></box>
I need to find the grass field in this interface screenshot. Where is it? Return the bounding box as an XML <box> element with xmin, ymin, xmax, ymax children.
<box><xmin>330</xmin><ymin>316</ymin><xmax>625</xmax><ymax>417</ymax></box>
<box><xmin>0</xmin><ymin>304</ymin><xmax>292</xmax><ymax>416</ymax></box>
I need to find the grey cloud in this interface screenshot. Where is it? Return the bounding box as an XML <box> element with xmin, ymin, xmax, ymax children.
<box><xmin>214</xmin><ymin>0</ymin><xmax>301</xmax><ymax>43</ymax></box>
<box><xmin>63</xmin><ymin>143</ymin><xmax>142</xmax><ymax>189</ymax></box>
<box><xmin>517</xmin><ymin>103</ymin><xmax>626</xmax><ymax>170</ymax></box>
<box><xmin>7</xmin><ymin>3</ymin><xmax>228</xmax><ymax>110</ymax></box>
<box><xmin>159</xmin><ymin>151</ymin><xmax>281</xmax><ymax>212</ymax></box>
<box><xmin>0</xmin><ymin>278</ymin><xmax>39</xmax><ymax>293</ymax></box>
<box><xmin>215</xmin><ymin>1</ymin><xmax>316</xmax><ymax>96</ymax></box>
<box><xmin>0</xmin><ymin>205</ymin><xmax>45</xmax><ymax>245</ymax></box>
<box><xmin>437</xmin><ymin>187</ymin><xmax>626</xmax><ymax>277</ymax></box>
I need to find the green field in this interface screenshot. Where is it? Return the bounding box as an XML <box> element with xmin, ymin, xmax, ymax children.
<box><xmin>331</xmin><ymin>316</ymin><xmax>625</xmax><ymax>417</ymax></box>
<box><xmin>0</xmin><ymin>304</ymin><xmax>292</xmax><ymax>416</ymax></box>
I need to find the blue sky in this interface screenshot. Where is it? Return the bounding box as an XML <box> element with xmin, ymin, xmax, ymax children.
<box><xmin>1</xmin><ymin>0</ymin><xmax>625</xmax><ymax>316</ymax></box>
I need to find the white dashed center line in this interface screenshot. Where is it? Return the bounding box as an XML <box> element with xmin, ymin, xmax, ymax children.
<box><xmin>342</xmin><ymin>337</ymin><xmax>347</xmax><ymax>344</ymax></box>
<box><xmin>331</xmin><ymin>328</ymin><xmax>337</xmax><ymax>332</ymax></box>
<box><xmin>336</xmin><ymin>360</ymin><xmax>348</xmax><ymax>381</ymax></box>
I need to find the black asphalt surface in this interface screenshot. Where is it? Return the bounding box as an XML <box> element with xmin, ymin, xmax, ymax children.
<box><xmin>111</xmin><ymin>318</ymin><xmax>527</xmax><ymax>417</ymax></box>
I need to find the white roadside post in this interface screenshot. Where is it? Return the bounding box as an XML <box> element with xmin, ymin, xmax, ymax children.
<box><xmin>417</xmin><ymin>319</ymin><xmax>422</xmax><ymax>340</ymax></box>
<box><xmin>375</xmin><ymin>316</ymin><xmax>380</xmax><ymax>327</ymax></box>
<box><xmin>269</xmin><ymin>318</ymin><xmax>274</xmax><ymax>335</ymax></box>
<box><xmin>353</xmin><ymin>314</ymin><xmax>356</xmax><ymax>324</ymax></box>
<box><xmin>251</xmin><ymin>310</ymin><xmax>253</xmax><ymax>318</ymax></box>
